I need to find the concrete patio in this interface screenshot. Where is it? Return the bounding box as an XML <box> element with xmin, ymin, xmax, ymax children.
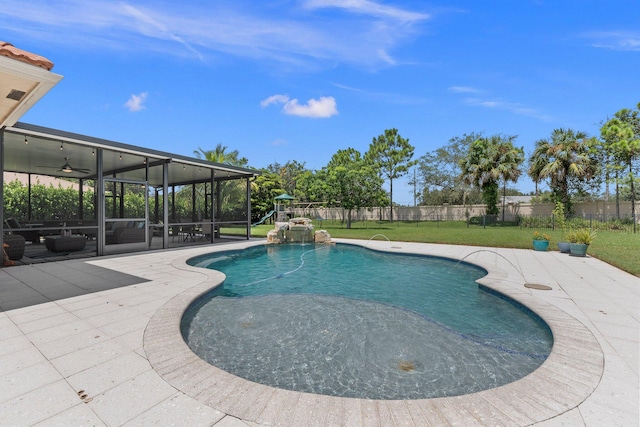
<box><xmin>0</xmin><ymin>239</ymin><xmax>638</xmax><ymax>426</ymax></box>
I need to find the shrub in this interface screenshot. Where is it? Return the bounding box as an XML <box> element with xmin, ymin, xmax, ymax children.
<box><xmin>533</xmin><ymin>231</ymin><xmax>551</xmax><ymax>241</ymax></box>
<box><xmin>573</xmin><ymin>229</ymin><xmax>597</xmax><ymax>245</ymax></box>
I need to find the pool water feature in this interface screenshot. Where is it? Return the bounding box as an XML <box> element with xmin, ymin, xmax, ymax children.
<box><xmin>183</xmin><ymin>244</ymin><xmax>553</xmax><ymax>400</ymax></box>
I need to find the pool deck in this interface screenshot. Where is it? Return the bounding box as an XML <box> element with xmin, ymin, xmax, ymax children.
<box><xmin>0</xmin><ymin>238</ymin><xmax>638</xmax><ymax>426</ymax></box>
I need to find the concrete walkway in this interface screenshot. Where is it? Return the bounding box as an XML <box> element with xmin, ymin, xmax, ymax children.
<box><xmin>0</xmin><ymin>239</ymin><xmax>638</xmax><ymax>426</ymax></box>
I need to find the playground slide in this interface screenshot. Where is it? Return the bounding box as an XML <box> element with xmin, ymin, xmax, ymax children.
<box><xmin>252</xmin><ymin>210</ymin><xmax>276</xmax><ymax>226</ymax></box>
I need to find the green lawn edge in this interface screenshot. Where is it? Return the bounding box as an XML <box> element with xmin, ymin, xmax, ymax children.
<box><xmin>250</xmin><ymin>221</ymin><xmax>640</xmax><ymax>277</ymax></box>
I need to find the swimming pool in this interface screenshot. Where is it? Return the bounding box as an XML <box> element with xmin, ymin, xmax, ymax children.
<box><xmin>183</xmin><ymin>243</ymin><xmax>553</xmax><ymax>400</ymax></box>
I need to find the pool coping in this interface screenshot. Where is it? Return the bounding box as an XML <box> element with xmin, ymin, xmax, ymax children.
<box><xmin>143</xmin><ymin>239</ymin><xmax>604</xmax><ymax>426</ymax></box>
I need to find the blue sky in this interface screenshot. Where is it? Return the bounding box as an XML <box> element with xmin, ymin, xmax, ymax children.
<box><xmin>2</xmin><ymin>0</ymin><xmax>638</xmax><ymax>205</ymax></box>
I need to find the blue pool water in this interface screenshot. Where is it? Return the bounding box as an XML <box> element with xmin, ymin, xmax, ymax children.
<box><xmin>183</xmin><ymin>244</ymin><xmax>553</xmax><ymax>399</ymax></box>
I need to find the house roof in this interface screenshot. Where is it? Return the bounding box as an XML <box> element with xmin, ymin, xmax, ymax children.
<box><xmin>0</xmin><ymin>41</ymin><xmax>54</xmax><ymax>70</ymax></box>
<box><xmin>0</xmin><ymin>41</ymin><xmax>63</xmax><ymax>128</ymax></box>
<box><xmin>3</xmin><ymin>122</ymin><xmax>259</xmax><ymax>187</ymax></box>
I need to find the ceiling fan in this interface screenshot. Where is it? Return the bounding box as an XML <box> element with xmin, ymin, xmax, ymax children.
<box><xmin>59</xmin><ymin>157</ymin><xmax>90</xmax><ymax>174</ymax></box>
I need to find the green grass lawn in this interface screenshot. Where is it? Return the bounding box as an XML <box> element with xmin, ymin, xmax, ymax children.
<box><xmin>251</xmin><ymin>220</ymin><xmax>640</xmax><ymax>277</ymax></box>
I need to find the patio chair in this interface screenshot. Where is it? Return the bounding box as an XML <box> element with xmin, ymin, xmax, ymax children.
<box><xmin>3</xmin><ymin>234</ymin><xmax>26</xmax><ymax>260</ymax></box>
<box><xmin>4</xmin><ymin>218</ymin><xmax>40</xmax><ymax>244</ymax></box>
<box><xmin>201</xmin><ymin>219</ymin><xmax>220</xmax><ymax>239</ymax></box>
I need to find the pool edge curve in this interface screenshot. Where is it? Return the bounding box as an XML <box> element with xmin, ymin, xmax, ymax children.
<box><xmin>144</xmin><ymin>239</ymin><xmax>604</xmax><ymax>426</ymax></box>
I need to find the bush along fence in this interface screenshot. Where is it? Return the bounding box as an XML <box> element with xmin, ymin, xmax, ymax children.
<box><xmin>291</xmin><ymin>205</ymin><xmax>637</xmax><ymax>234</ymax></box>
<box><xmin>517</xmin><ymin>213</ymin><xmax>637</xmax><ymax>234</ymax></box>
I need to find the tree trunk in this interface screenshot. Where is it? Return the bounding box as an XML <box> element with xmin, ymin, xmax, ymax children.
<box><xmin>616</xmin><ymin>170</ymin><xmax>620</xmax><ymax>218</ymax></box>
<box><xmin>346</xmin><ymin>209</ymin><xmax>352</xmax><ymax>229</ymax></box>
<box><xmin>629</xmin><ymin>161</ymin><xmax>636</xmax><ymax>221</ymax></box>
<box><xmin>389</xmin><ymin>178</ymin><xmax>394</xmax><ymax>222</ymax></box>
<box><xmin>501</xmin><ymin>181</ymin><xmax>506</xmax><ymax>222</ymax></box>
<box><xmin>559</xmin><ymin>178</ymin><xmax>570</xmax><ymax>214</ymax></box>
<box><xmin>604</xmin><ymin>168</ymin><xmax>610</xmax><ymax>202</ymax></box>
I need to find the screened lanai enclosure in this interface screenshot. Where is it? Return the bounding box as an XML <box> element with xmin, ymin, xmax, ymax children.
<box><xmin>1</xmin><ymin>122</ymin><xmax>259</xmax><ymax>261</ymax></box>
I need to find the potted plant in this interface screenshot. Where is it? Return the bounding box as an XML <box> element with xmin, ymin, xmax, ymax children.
<box><xmin>532</xmin><ymin>231</ymin><xmax>551</xmax><ymax>251</ymax></box>
<box><xmin>569</xmin><ymin>228</ymin><xmax>596</xmax><ymax>257</ymax></box>
<box><xmin>553</xmin><ymin>202</ymin><xmax>570</xmax><ymax>253</ymax></box>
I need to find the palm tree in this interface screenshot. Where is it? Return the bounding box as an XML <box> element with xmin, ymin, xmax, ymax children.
<box><xmin>460</xmin><ymin>137</ymin><xmax>498</xmax><ymax>215</ymax></box>
<box><xmin>459</xmin><ymin>135</ymin><xmax>523</xmax><ymax>217</ymax></box>
<box><xmin>528</xmin><ymin>128</ymin><xmax>597</xmax><ymax>213</ymax></box>
<box><xmin>494</xmin><ymin>140</ymin><xmax>525</xmax><ymax>221</ymax></box>
<box><xmin>194</xmin><ymin>144</ymin><xmax>248</xmax><ymax>166</ymax></box>
<box><xmin>527</xmin><ymin>140</ymin><xmax>547</xmax><ymax>197</ymax></box>
<box><xmin>194</xmin><ymin>144</ymin><xmax>253</xmax><ymax>220</ymax></box>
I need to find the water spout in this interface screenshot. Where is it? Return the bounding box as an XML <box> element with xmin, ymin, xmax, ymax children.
<box><xmin>366</xmin><ymin>234</ymin><xmax>402</xmax><ymax>249</ymax></box>
<box><xmin>456</xmin><ymin>249</ymin><xmax>551</xmax><ymax>290</ymax></box>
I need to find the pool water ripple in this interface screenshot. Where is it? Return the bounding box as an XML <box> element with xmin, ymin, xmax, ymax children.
<box><xmin>184</xmin><ymin>243</ymin><xmax>553</xmax><ymax>399</ymax></box>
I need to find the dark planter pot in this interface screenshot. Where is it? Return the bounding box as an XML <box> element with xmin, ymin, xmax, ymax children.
<box><xmin>569</xmin><ymin>243</ymin><xmax>589</xmax><ymax>257</ymax></box>
<box><xmin>532</xmin><ymin>240</ymin><xmax>550</xmax><ymax>251</ymax></box>
<box><xmin>557</xmin><ymin>241</ymin><xmax>571</xmax><ymax>253</ymax></box>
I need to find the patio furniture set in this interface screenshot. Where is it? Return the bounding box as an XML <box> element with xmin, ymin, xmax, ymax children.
<box><xmin>3</xmin><ymin>218</ymin><xmax>89</xmax><ymax>264</ymax></box>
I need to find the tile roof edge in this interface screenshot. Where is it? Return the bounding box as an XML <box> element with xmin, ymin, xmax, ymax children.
<box><xmin>0</xmin><ymin>41</ymin><xmax>54</xmax><ymax>71</ymax></box>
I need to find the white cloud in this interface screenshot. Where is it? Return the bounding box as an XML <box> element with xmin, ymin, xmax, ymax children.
<box><xmin>270</xmin><ymin>138</ymin><xmax>288</xmax><ymax>146</ymax></box>
<box><xmin>303</xmin><ymin>0</ymin><xmax>429</xmax><ymax>23</ymax></box>
<box><xmin>261</xmin><ymin>94</ymin><xmax>338</xmax><ymax>118</ymax></box>
<box><xmin>261</xmin><ymin>94</ymin><xmax>291</xmax><ymax>107</ymax></box>
<box><xmin>0</xmin><ymin>0</ymin><xmax>430</xmax><ymax>69</ymax></box>
<box><xmin>448</xmin><ymin>84</ymin><xmax>553</xmax><ymax>121</ymax></box>
<box><xmin>584</xmin><ymin>31</ymin><xmax>640</xmax><ymax>51</ymax></box>
<box><xmin>124</xmin><ymin>92</ymin><xmax>148</xmax><ymax>112</ymax></box>
<box><xmin>119</xmin><ymin>3</ymin><xmax>204</xmax><ymax>61</ymax></box>
<box><xmin>448</xmin><ymin>86</ymin><xmax>480</xmax><ymax>94</ymax></box>
<box><xmin>283</xmin><ymin>96</ymin><xmax>338</xmax><ymax>118</ymax></box>
<box><xmin>463</xmin><ymin>97</ymin><xmax>553</xmax><ymax>122</ymax></box>
<box><xmin>377</xmin><ymin>49</ymin><xmax>397</xmax><ymax>66</ymax></box>
<box><xmin>332</xmin><ymin>82</ymin><xmax>427</xmax><ymax>105</ymax></box>
<box><xmin>331</xmin><ymin>83</ymin><xmax>364</xmax><ymax>92</ymax></box>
